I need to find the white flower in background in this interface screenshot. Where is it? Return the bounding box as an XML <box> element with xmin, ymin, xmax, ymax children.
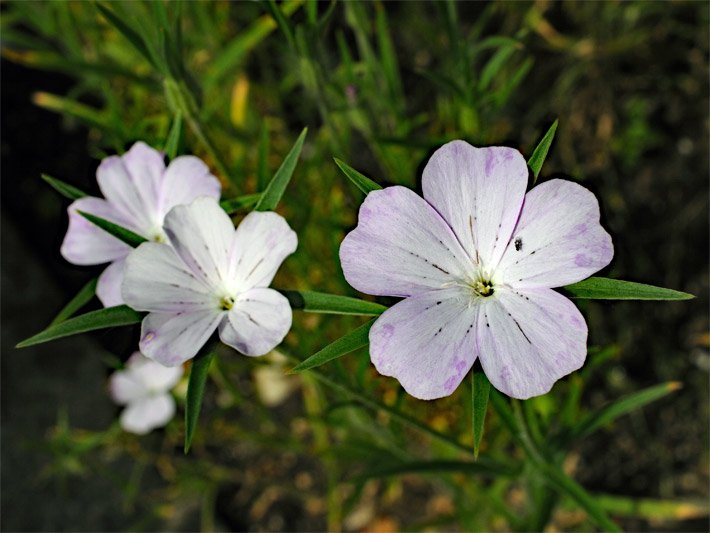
<box><xmin>61</xmin><ymin>142</ymin><xmax>221</xmax><ymax>307</ymax></box>
<box><xmin>122</xmin><ymin>197</ymin><xmax>297</xmax><ymax>366</ymax></box>
<box><xmin>109</xmin><ymin>352</ymin><xmax>183</xmax><ymax>435</ymax></box>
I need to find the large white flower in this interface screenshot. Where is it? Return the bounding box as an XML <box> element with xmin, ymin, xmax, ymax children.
<box><xmin>340</xmin><ymin>141</ymin><xmax>613</xmax><ymax>400</ymax></box>
<box><xmin>109</xmin><ymin>352</ymin><xmax>183</xmax><ymax>435</ymax></box>
<box><xmin>122</xmin><ymin>197</ymin><xmax>297</xmax><ymax>366</ymax></box>
<box><xmin>61</xmin><ymin>142</ymin><xmax>221</xmax><ymax>307</ymax></box>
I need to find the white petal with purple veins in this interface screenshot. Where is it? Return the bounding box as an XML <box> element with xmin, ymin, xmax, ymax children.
<box><xmin>139</xmin><ymin>309</ymin><xmax>223</xmax><ymax>367</ymax></box>
<box><xmin>219</xmin><ymin>288</ymin><xmax>292</xmax><ymax>356</ymax></box>
<box><xmin>125</xmin><ymin>352</ymin><xmax>183</xmax><ymax>391</ymax></box>
<box><xmin>340</xmin><ymin>187</ymin><xmax>474</xmax><ymax>298</ymax></box>
<box><xmin>161</xmin><ymin>156</ymin><xmax>221</xmax><ymax>212</ymax></box>
<box><xmin>228</xmin><ymin>211</ymin><xmax>298</xmax><ymax>292</ymax></box>
<box><xmin>121</xmin><ymin>142</ymin><xmax>166</xmax><ymax>215</ymax></box>
<box><xmin>96</xmin><ymin>259</ymin><xmax>126</xmax><ymax>307</ymax></box>
<box><xmin>120</xmin><ymin>394</ymin><xmax>175</xmax><ymax>435</ymax></box>
<box><xmin>109</xmin><ymin>369</ymin><xmax>145</xmax><ymax>405</ymax></box>
<box><xmin>122</xmin><ymin>242</ymin><xmax>214</xmax><ymax>312</ymax></box>
<box><xmin>61</xmin><ymin>197</ymin><xmax>132</xmax><ymax>265</ymax></box>
<box><xmin>162</xmin><ymin>197</ymin><xmax>234</xmax><ymax>286</ymax></box>
<box><xmin>422</xmin><ymin>141</ymin><xmax>528</xmax><ymax>270</ymax></box>
<box><xmin>369</xmin><ymin>288</ymin><xmax>479</xmax><ymax>400</ymax></box>
<box><xmin>477</xmin><ymin>287</ymin><xmax>587</xmax><ymax>399</ymax></box>
<box><xmin>496</xmin><ymin>179</ymin><xmax>613</xmax><ymax>288</ymax></box>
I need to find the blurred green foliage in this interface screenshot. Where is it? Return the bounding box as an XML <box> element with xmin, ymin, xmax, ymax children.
<box><xmin>3</xmin><ymin>1</ymin><xmax>708</xmax><ymax>531</ymax></box>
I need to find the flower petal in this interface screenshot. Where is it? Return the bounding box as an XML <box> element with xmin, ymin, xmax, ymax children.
<box><xmin>122</xmin><ymin>141</ymin><xmax>166</xmax><ymax>213</ymax></box>
<box><xmin>369</xmin><ymin>288</ymin><xmax>479</xmax><ymax>400</ymax></box>
<box><xmin>218</xmin><ymin>288</ymin><xmax>292</xmax><ymax>356</ymax></box>
<box><xmin>125</xmin><ymin>351</ymin><xmax>183</xmax><ymax>392</ymax></box>
<box><xmin>496</xmin><ymin>179</ymin><xmax>614</xmax><ymax>288</ymax></box>
<box><xmin>96</xmin><ymin>152</ymin><xmax>161</xmax><ymax>234</ymax></box>
<box><xmin>227</xmin><ymin>211</ymin><xmax>297</xmax><ymax>291</ymax></box>
<box><xmin>161</xmin><ymin>155</ymin><xmax>221</xmax><ymax>212</ymax></box>
<box><xmin>61</xmin><ymin>197</ymin><xmax>132</xmax><ymax>265</ymax></box>
<box><xmin>110</xmin><ymin>369</ymin><xmax>145</xmax><ymax>405</ymax></box>
<box><xmin>477</xmin><ymin>287</ymin><xmax>587</xmax><ymax>399</ymax></box>
<box><xmin>96</xmin><ymin>259</ymin><xmax>126</xmax><ymax>307</ymax></box>
<box><xmin>120</xmin><ymin>394</ymin><xmax>175</xmax><ymax>435</ymax></box>
<box><xmin>122</xmin><ymin>242</ymin><xmax>214</xmax><ymax>312</ymax></box>
<box><xmin>139</xmin><ymin>310</ymin><xmax>223</xmax><ymax>366</ymax></box>
<box><xmin>163</xmin><ymin>197</ymin><xmax>234</xmax><ymax>286</ymax></box>
<box><xmin>340</xmin><ymin>186</ymin><xmax>474</xmax><ymax>298</ymax></box>
<box><xmin>422</xmin><ymin>141</ymin><xmax>528</xmax><ymax>270</ymax></box>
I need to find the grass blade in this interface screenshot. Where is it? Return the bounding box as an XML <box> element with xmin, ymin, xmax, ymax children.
<box><xmin>280</xmin><ymin>290</ymin><xmax>387</xmax><ymax>315</ymax></box>
<box><xmin>163</xmin><ymin>112</ymin><xmax>183</xmax><ymax>160</ymax></box>
<box><xmin>255</xmin><ymin>127</ymin><xmax>307</xmax><ymax>212</ymax></box>
<box><xmin>184</xmin><ymin>350</ymin><xmax>215</xmax><ymax>453</ymax></box>
<box><xmin>41</xmin><ymin>173</ymin><xmax>87</xmax><ymax>200</ymax></box>
<box><xmin>564</xmin><ymin>277</ymin><xmax>694</xmax><ymax>300</ymax></box>
<box><xmin>333</xmin><ymin>158</ymin><xmax>382</xmax><ymax>194</ymax></box>
<box><xmin>471</xmin><ymin>370</ymin><xmax>491</xmax><ymax>459</ymax></box>
<box><xmin>572</xmin><ymin>382</ymin><xmax>682</xmax><ymax>440</ymax></box>
<box><xmin>528</xmin><ymin>119</ymin><xmax>558</xmax><ymax>181</ymax></box>
<box><xmin>95</xmin><ymin>3</ymin><xmax>158</xmax><ymax>70</ymax></box>
<box><xmin>288</xmin><ymin>319</ymin><xmax>374</xmax><ymax>373</ymax></box>
<box><xmin>220</xmin><ymin>193</ymin><xmax>263</xmax><ymax>214</ymax></box>
<box><xmin>49</xmin><ymin>278</ymin><xmax>98</xmax><ymax>326</ymax></box>
<box><xmin>16</xmin><ymin>305</ymin><xmax>142</xmax><ymax>348</ymax></box>
<box><xmin>78</xmin><ymin>211</ymin><xmax>148</xmax><ymax>248</ymax></box>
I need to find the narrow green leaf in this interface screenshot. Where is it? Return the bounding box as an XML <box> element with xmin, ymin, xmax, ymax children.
<box><xmin>41</xmin><ymin>173</ymin><xmax>87</xmax><ymax>200</ymax></box>
<box><xmin>184</xmin><ymin>350</ymin><xmax>215</xmax><ymax>453</ymax></box>
<box><xmin>478</xmin><ymin>45</ymin><xmax>516</xmax><ymax>92</ymax></box>
<box><xmin>590</xmin><ymin>493</ymin><xmax>710</xmax><ymax>521</ymax></box>
<box><xmin>78</xmin><ymin>211</ymin><xmax>148</xmax><ymax>248</ymax></box>
<box><xmin>374</xmin><ymin>2</ymin><xmax>403</xmax><ymax>102</ymax></box>
<box><xmin>527</xmin><ymin>119</ymin><xmax>558</xmax><ymax>180</ymax></box>
<box><xmin>95</xmin><ymin>3</ymin><xmax>158</xmax><ymax>70</ymax></box>
<box><xmin>573</xmin><ymin>382</ymin><xmax>682</xmax><ymax>440</ymax></box>
<box><xmin>280</xmin><ymin>290</ymin><xmax>387</xmax><ymax>316</ymax></box>
<box><xmin>163</xmin><ymin>112</ymin><xmax>183</xmax><ymax>160</ymax></box>
<box><xmin>289</xmin><ymin>319</ymin><xmax>375</xmax><ymax>373</ymax></box>
<box><xmin>471</xmin><ymin>370</ymin><xmax>491</xmax><ymax>459</ymax></box>
<box><xmin>564</xmin><ymin>277</ymin><xmax>694</xmax><ymax>300</ymax></box>
<box><xmin>220</xmin><ymin>193</ymin><xmax>263</xmax><ymax>214</ymax></box>
<box><xmin>266</xmin><ymin>0</ymin><xmax>297</xmax><ymax>51</ymax></box>
<box><xmin>357</xmin><ymin>458</ymin><xmax>518</xmax><ymax>482</ymax></box>
<box><xmin>32</xmin><ymin>92</ymin><xmax>118</xmax><ymax>134</ymax></box>
<box><xmin>49</xmin><ymin>278</ymin><xmax>98</xmax><ymax>326</ymax></box>
<box><xmin>16</xmin><ymin>305</ymin><xmax>142</xmax><ymax>348</ymax></box>
<box><xmin>254</xmin><ymin>127</ymin><xmax>307</xmax><ymax>212</ymax></box>
<box><xmin>333</xmin><ymin>158</ymin><xmax>382</xmax><ymax>194</ymax></box>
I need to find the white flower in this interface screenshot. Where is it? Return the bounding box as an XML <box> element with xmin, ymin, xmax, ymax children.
<box><xmin>109</xmin><ymin>352</ymin><xmax>183</xmax><ymax>435</ymax></box>
<box><xmin>122</xmin><ymin>197</ymin><xmax>297</xmax><ymax>366</ymax></box>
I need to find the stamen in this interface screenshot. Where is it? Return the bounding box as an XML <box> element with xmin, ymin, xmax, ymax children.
<box><xmin>219</xmin><ymin>295</ymin><xmax>235</xmax><ymax>310</ymax></box>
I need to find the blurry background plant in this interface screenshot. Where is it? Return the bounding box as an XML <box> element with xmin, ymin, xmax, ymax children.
<box><xmin>2</xmin><ymin>1</ymin><xmax>708</xmax><ymax>531</ymax></box>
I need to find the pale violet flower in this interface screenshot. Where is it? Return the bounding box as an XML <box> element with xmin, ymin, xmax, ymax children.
<box><xmin>61</xmin><ymin>142</ymin><xmax>221</xmax><ymax>307</ymax></box>
<box><xmin>122</xmin><ymin>197</ymin><xmax>297</xmax><ymax>367</ymax></box>
<box><xmin>109</xmin><ymin>352</ymin><xmax>183</xmax><ymax>435</ymax></box>
<box><xmin>340</xmin><ymin>141</ymin><xmax>613</xmax><ymax>400</ymax></box>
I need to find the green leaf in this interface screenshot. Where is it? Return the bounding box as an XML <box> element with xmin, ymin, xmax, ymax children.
<box><xmin>478</xmin><ymin>44</ymin><xmax>516</xmax><ymax>92</ymax></box>
<box><xmin>471</xmin><ymin>370</ymin><xmax>490</xmax><ymax>459</ymax></box>
<box><xmin>163</xmin><ymin>112</ymin><xmax>183</xmax><ymax>160</ymax></box>
<box><xmin>95</xmin><ymin>3</ymin><xmax>158</xmax><ymax>70</ymax></box>
<box><xmin>333</xmin><ymin>158</ymin><xmax>382</xmax><ymax>194</ymax></box>
<box><xmin>288</xmin><ymin>319</ymin><xmax>375</xmax><ymax>373</ymax></box>
<box><xmin>41</xmin><ymin>173</ymin><xmax>87</xmax><ymax>200</ymax></box>
<box><xmin>49</xmin><ymin>278</ymin><xmax>98</xmax><ymax>326</ymax></box>
<box><xmin>590</xmin><ymin>493</ymin><xmax>710</xmax><ymax>521</ymax></box>
<box><xmin>77</xmin><ymin>211</ymin><xmax>148</xmax><ymax>248</ymax></box>
<box><xmin>254</xmin><ymin>127</ymin><xmax>307</xmax><ymax>211</ymax></box>
<box><xmin>527</xmin><ymin>119</ymin><xmax>558</xmax><ymax>181</ymax></box>
<box><xmin>572</xmin><ymin>382</ymin><xmax>682</xmax><ymax>440</ymax></box>
<box><xmin>266</xmin><ymin>0</ymin><xmax>297</xmax><ymax>51</ymax></box>
<box><xmin>220</xmin><ymin>193</ymin><xmax>263</xmax><ymax>214</ymax></box>
<box><xmin>16</xmin><ymin>305</ymin><xmax>142</xmax><ymax>348</ymax></box>
<box><xmin>257</xmin><ymin>122</ymin><xmax>270</xmax><ymax>191</ymax></box>
<box><xmin>280</xmin><ymin>290</ymin><xmax>387</xmax><ymax>315</ymax></box>
<box><xmin>563</xmin><ymin>277</ymin><xmax>694</xmax><ymax>300</ymax></box>
<box><xmin>32</xmin><ymin>92</ymin><xmax>119</xmax><ymax>134</ymax></box>
<box><xmin>185</xmin><ymin>350</ymin><xmax>215</xmax><ymax>453</ymax></box>
<box><xmin>357</xmin><ymin>458</ymin><xmax>518</xmax><ymax>481</ymax></box>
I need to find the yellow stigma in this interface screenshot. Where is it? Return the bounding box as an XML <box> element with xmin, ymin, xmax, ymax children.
<box><xmin>472</xmin><ymin>279</ymin><xmax>494</xmax><ymax>297</ymax></box>
<box><xmin>219</xmin><ymin>296</ymin><xmax>235</xmax><ymax>311</ymax></box>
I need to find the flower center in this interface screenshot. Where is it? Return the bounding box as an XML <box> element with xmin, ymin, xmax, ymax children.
<box><xmin>472</xmin><ymin>278</ymin><xmax>494</xmax><ymax>297</ymax></box>
<box><xmin>219</xmin><ymin>295</ymin><xmax>235</xmax><ymax>311</ymax></box>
